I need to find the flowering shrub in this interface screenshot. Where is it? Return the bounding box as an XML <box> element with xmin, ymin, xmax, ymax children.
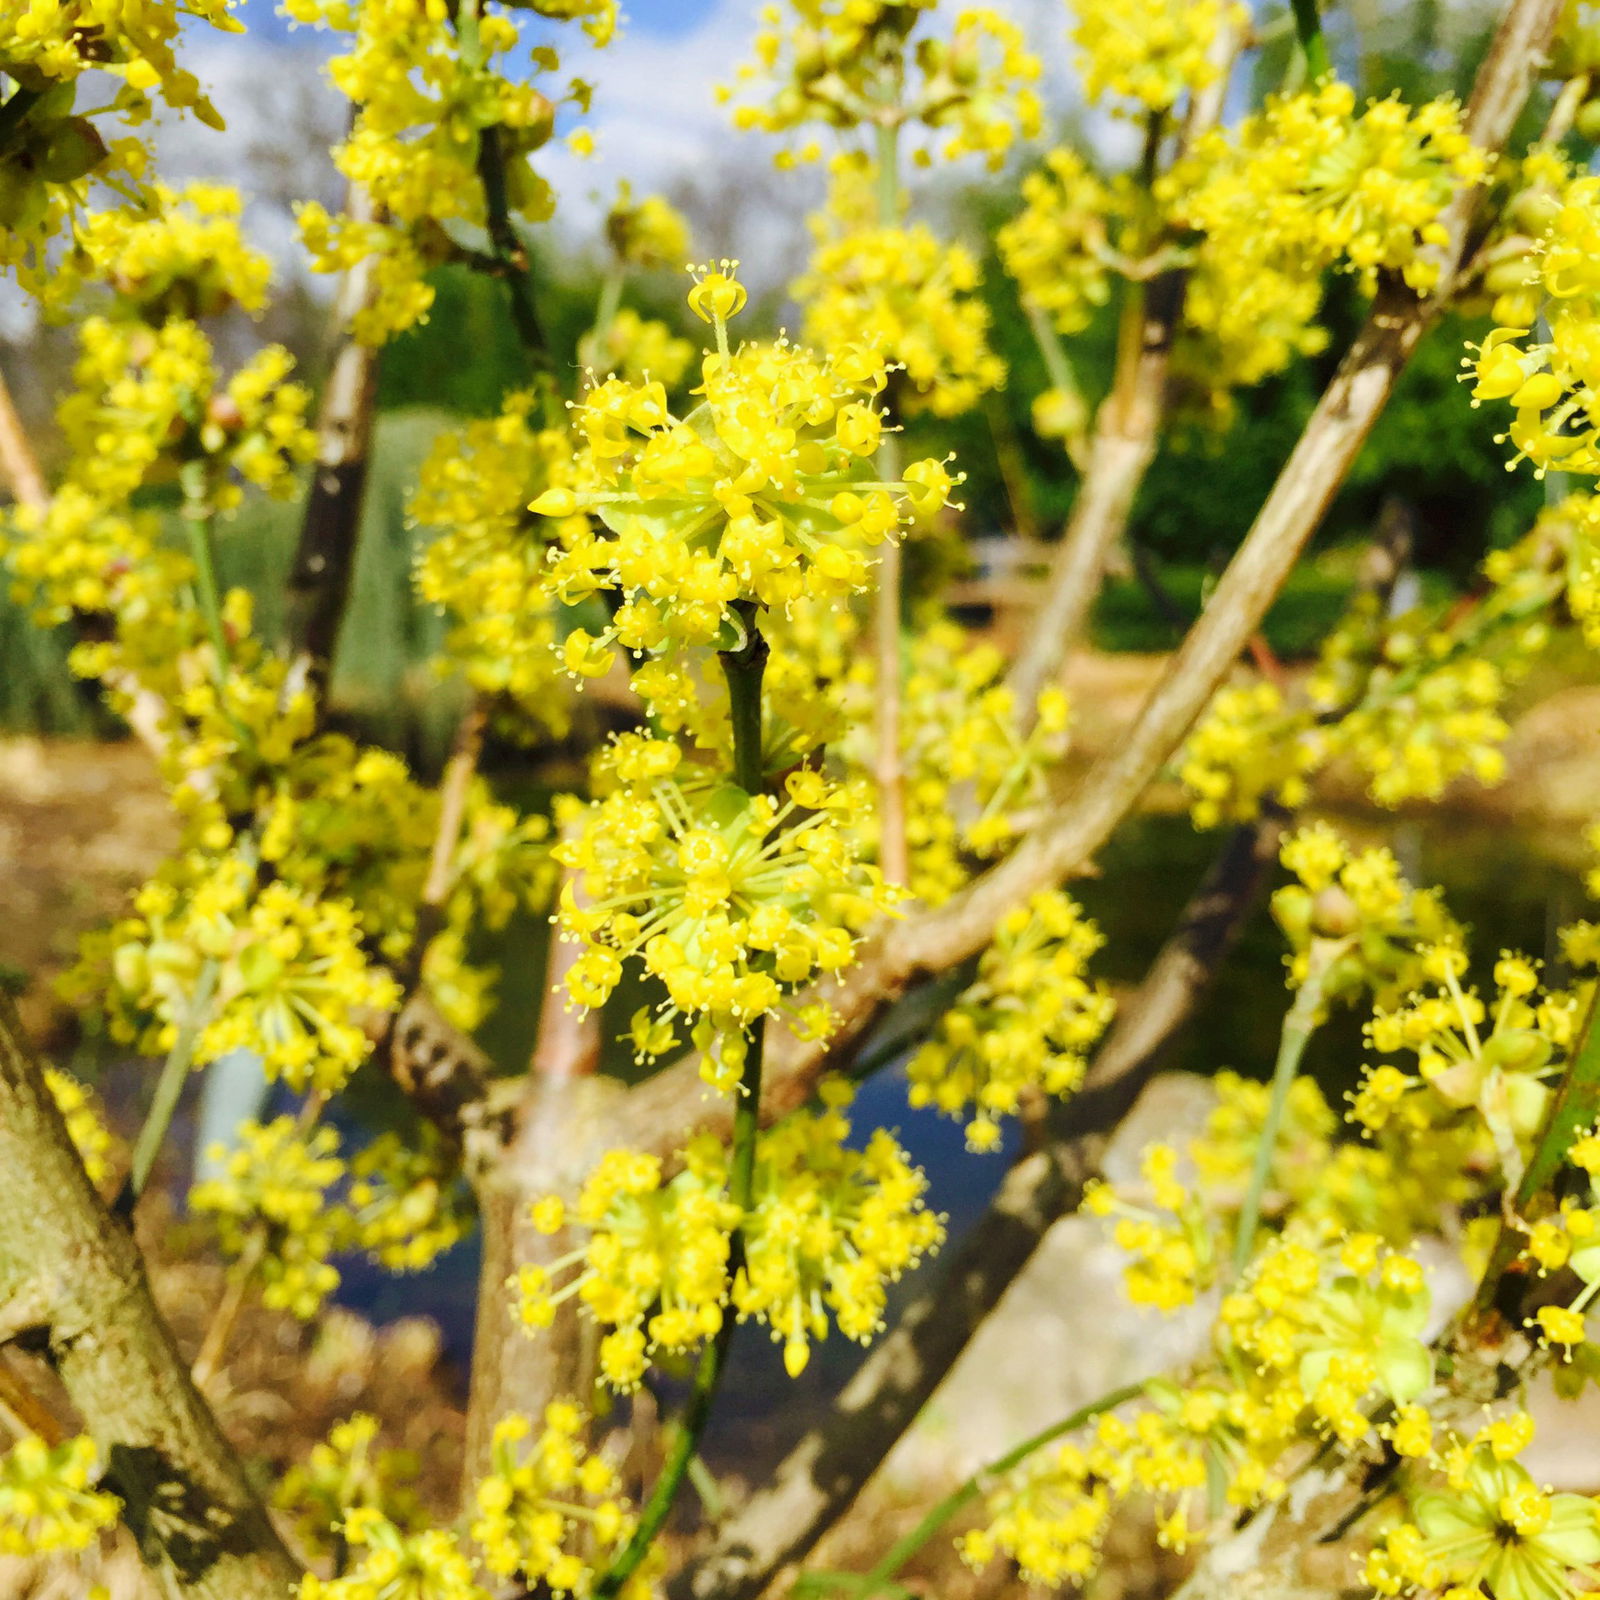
<box><xmin>6</xmin><ymin>4</ymin><xmax>1600</xmax><ymax>1600</ymax></box>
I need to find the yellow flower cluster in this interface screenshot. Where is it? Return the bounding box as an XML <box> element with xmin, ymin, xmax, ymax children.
<box><xmin>471</xmin><ymin>1404</ymin><xmax>646</xmax><ymax>1595</ymax></box>
<box><xmin>1272</xmin><ymin>822</ymin><xmax>1460</xmax><ymax>1007</ymax></box>
<box><xmin>514</xmin><ymin>1139</ymin><xmax>739</xmax><ymax>1392</ymax></box>
<box><xmin>518</xmin><ymin>1085</ymin><xmax>941</xmax><ymax>1387</ymax></box>
<box><xmin>967</xmin><ymin>1231</ymin><xmax>1437</xmax><ymax>1586</ymax></box>
<box><xmin>1471</xmin><ymin>176</ymin><xmax>1600</xmax><ymax>477</ymax></box>
<box><xmin>1086</xmin><ymin>1070</ymin><xmax>1480</xmax><ymax>1313</ymax></box>
<box><xmin>1180</xmin><ymin>521</ymin><xmax>1562</xmax><ymax>822</ymax></box>
<box><xmin>581</xmin><ymin>308</ymin><xmax>696</xmax><ymax>391</ymax></box>
<box><xmin>534</xmin><ymin>269</ymin><xmax>959</xmax><ymax>674</ymax></box>
<box><xmin>1179</xmin><ymin>683</ymin><xmax>1325</xmax><ymax>829</ymax></box>
<box><xmin>604</xmin><ymin>182</ymin><xmax>691</xmax><ymax>271</ymax></box>
<box><xmin>192</xmin><ymin>1116</ymin><xmax>470</xmax><ymax>1320</ymax></box>
<box><xmin>75</xmin><ymin>182</ymin><xmax>272</xmax><ymax>318</ymax></box>
<box><xmin>1352</xmin><ymin>945</ymin><xmax>1578</xmax><ymax>1177</ymax></box>
<box><xmin>0</xmin><ymin>0</ymin><xmax>236</xmax><ymax>116</ymax></box>
<box><xmin>412</xmin><ymin>397</ymin><xmax>580</xmax><ymax>733</ymax></box>
<box><xmin>727</xmin><ymin>3</ymin><xmax>1041</xmax><ymax>170</ymax></box>
<box><xmin>45</xmin><ymin>1066</ymin><xmax>113</xmax><ymax>1185</ymax></box>
<box><xmin>997</xmin><ymin>149</ymin><xmax>1114</xmax><ymax>337</ymax></box>
<box><xmin>53</xmin><ymin>316</ymin><xmax>314</xmax><ymax>514</ymax></box>
<box><xmin>834</xmin><ymin>621</ymin><xmax>1071</xmax><ymax>902</ymax></box>
<box><xmin>796</xmin><ymin>212</ymin><xmax>1005</xmax><ymax>418</ymax></box>
<box><xmin>1070</xmin><ymin>0</ymin><xmax>1244</xmax><ymax>114</ymax></box>
<box><xmin>552</xmin><ymin>744</ymin><xmax>896</xmax><ymax>1087</ymax></box>
<box><xmin>84</xmin><ymin>856</ymin><xmax>400</xmax><ymax>1093</ymax></box>
<box><xmin>906</xmin><ymin>889</ymin><xmax>1115</xmax><ymax>1152</ymax></box>
<box><xmin>1366</xmin><ymin>1430</ymin><xmax>1600</xmax><ymax>1600</ymax></box>
<box><xmin>299</xmin><ymin>1511</ymin><xmax>486</xmax><ymax>1600</ymax></box>
<box><xmin>0</xmin><ymin>1434</ymin><xmax>119</xmax><ymax>1557</ymax></box>
<box><xmin>735</xmin><ymin>1080</ymin><xmax>944</xmax><ymax>1376</ymax></box>
<box><xmin>1173</xmin><ymin>82</ymin><xmax>1488</xmax><ymax>296</ymax></box>
<box><xmin>286</xmin><ymin>0</ymin><xmax>607</xmax><ymax>342</ymax></box>
<box><xmin>276</xmin><ymin>1414</ymin><xmax>420</xmax><ymax>1562</ymax></box>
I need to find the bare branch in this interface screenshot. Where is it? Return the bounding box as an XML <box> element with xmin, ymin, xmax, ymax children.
<box><xmin>1006</xmin><ymin>16</ymin><xmax>1242</xmax><ymax>721</ymax></box>
<box><xmin>669</xmin><ymin>811</ymin><xmax>1285</xmax><ymax>1600</ymax></box>
<box><xmin>286</xmin><ymin>181</ymin><xmax>384</xmax><ymax>702</ymax></box>
<box><xmin>0</xmin><ymin>991</ymin><xmax>299</xmax><ymax>1600</ymax></box>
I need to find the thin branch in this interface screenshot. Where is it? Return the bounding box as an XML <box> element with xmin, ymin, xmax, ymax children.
<box><xmin>0</xmin><ymin>364</ymin><xmax>47</xmax><ymax>510</ymax></box>
<box><xmin>1006</xmin><ymin>21</ymin><xmax>1241</xmax><ymax>723</ymax></box>
<box><xmin>670</xmin><ymin>810</ymin><xmax>1285</xmax><ymax>1600</ymax></box>
<box><xmin>286</xmin><ymin>180</ymin><xmax>384</xmax><ymax>704</ymax></box>
<box><xmin>0</xmin><ymin>989</ymin><xmax>299</xmax><ymax>1600</ymax></box>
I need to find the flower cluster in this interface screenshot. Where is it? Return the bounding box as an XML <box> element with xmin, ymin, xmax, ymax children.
<box><xmin>276</xmin><ymin>1413</ymin><xmax>421</xmax><ymax>1561</ymax></box>
<box><xmin>726</xmin><ymin>3</ymin><xmax>1040</xmax><ymax>170</ymax></box>
<box><xmin>906</xmin><ymin>890</ymin><xmax>1114</xmax><ymax>1151</ymax></box>
<box><xmin>796</xmin><ymin>209</ymin><xmax>1005</xmax><ymax>418</ymax></box>
<box><xmin>514</xmin><ymin>1139</ymin><xmax>739</xmax><ymax>1391</ymax></box>
<box><xmin>517</xmin><ymin>1085</ymin><xmax>941</xmax><ymax>1388</ymax></box>
<box><xmin>966</xmin><ymin>1231</ymin><xmax>1440</xmax><ymax>1585</ymax></box>
<box><xmin>834</xmin><ymin>621</ymin><xmax>1071</xmax><ymax>901</ymax></box>
<box><xmin>1086</xmin><ymin>1070</ymin><xmax>1481</xmax><ymax>1311</ymax></box>
<box><xmin>0</xmin><ymin>1435</ymin><xmax>119</xmax><ymax>1557</ymax></box>
<box><xmin>1070</xmin><ymin>0</ymin><xmax>1244</xmax><ymax>115</ymax></box>
<box><xmin>1180</xmin><ymin>520</ymin><xmax>1563</xmax><ymax>823</ymax></box>
<box><xmin>287</xmin><ymin>0</ymin><xmax>610</xmax><ymax>342</ymax></box>
<box><xmin>1471</xmin><ymin>176</ymin><xmax>1600</xmax><ymax>477</ymax></box>
<box><xmin>54</xmin><ymin>317</ymin><xmax>314</xmax><ymax>513</ymax></box>
<box><xmin>298</xmin><ymin>1513</ymin><xmax>486</xmax><ymax>1600</ymax></box>
<box><xmin>536</xmin><ymin>268</ymin><xmax>959</xmax><ymax>677</ymax></box>
<box><xmin>75</xmin><ymin>182</ymin><xmax>273</xmax><ymax>319</ymax></box>
<box><xmin>1366</xmin><ymin>1426</ymin><xmax>1600</xmax><ymax>1600</ymax></box>
<box><xmin>603</xmin><ymin>182</ymin><xmax>691</xmax><ymax>272</ymax></box>
<box><xmin>1352</xmin><ymin>945</ymin><xmax>1580</xmax><ymax>1189</ymax></box>
<box><xmin>1173</xmin><ymin>82</ymin><xmax>1488</xmax><ymax>295</ymax></box>
<box><xmin>191</xmin><ymin>1116</ymin><xmax>471</xmax><ymax>1320</ymax></box>
<box><xmin>471</xmin><ymin>1405</ymin><xmax>645</xmax><ymax>1594</ymax></box>
<box><xmin>46</xmin><ymin>1066</ymin><xmax>113</xmax><ymax>1185</ymax></box>
<box><xmin>80</xmin><ymin>856</ymin><xmax>400</xmax><ymax>1094</ymax></box>
<box><xmin>997</xmin><ymin>149</ymin><xmax>1115</xmax><ymax>337</ymax></box>
<box><xmin>1272</xmin><ymin>822</ymin><xmax>1460</xmax><ymax>1008</ymax></box>
<box><xmin>552</xmin><ymin>744</ymin><xmax>897</xmax><ymax>1087</ymax></box>
<box><xmin>412</xmin><ymin>396</ymin><xmax>581</xmax><ymax>733</ymax></box>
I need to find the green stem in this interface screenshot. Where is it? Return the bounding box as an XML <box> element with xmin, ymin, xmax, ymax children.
<box><xmin>815</xmin><ymin>1382</ymin><xmax>1146</xmax><ymax>1599</ymax></box>
<box><xmin>874</xmin><ymin>119</ymin><xmax>900</xmax><ymax>225</ymax></box>
<box><xmin>588</xmin><ymin>266</ymin><xmax>626</xmax><ymax>370</ymax></box>
<box><xmin>475</xmin><ymin>118</ymin><xmax>550</xmax><ymax>374</ymax></box>
<box><xmin>594</xmin><ymin>615</ymin><xmax>771</xmax><ymax>1599</ymax></box>
<box><xmin>1231</xmin><ymin>940</ymin><xmax>1338</xmax><ymax>1279</ymax></box>
<box><xmin>115</xmin><ymin>959</ymin><xmax>219</xmax><ymax>1217</ymax></box>
<box><xmin>1290</xmin><ymin>0</ymin><xmax>1333</xmax><ymax>81</ymax></box>
<box><xmin>180</xmin><ymin>459</ymin><xmax>231</xmax><ymax>686</ymax></box>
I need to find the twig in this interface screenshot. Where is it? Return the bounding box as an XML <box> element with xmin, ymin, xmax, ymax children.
<box><xmin>0</xmin><ymin>989</ymin><xmax>299</xmax><ymax>1598</ymax></box>
<box><xmin>1006</xmin><ymin>33</ymin><xmax>1239</xmax><ymax>725</ymax></box>
<box><xmin>287</xmin><ymin>178</ymin><xmax>384</xmax><ymax>705</ymax></box>
<box><xmin>0</xmin><ymin>365</ymin><xmax>47</xmax><ymax>510</ymax></box>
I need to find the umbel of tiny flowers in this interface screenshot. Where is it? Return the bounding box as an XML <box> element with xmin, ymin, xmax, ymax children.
<box><xmin>551</xmin><ymin>737</ymin><xmax>900</xmax><ymax>1093</ymax></box>
<box><xmin>531</xmin><ymin>262</ymin><xmax>961</xmax><ymax>683</ymax></box>
<box><xmin>514</xmin><ymin>1084</ymin><xmax>943</xmax><ymax>1388</ymax></box>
